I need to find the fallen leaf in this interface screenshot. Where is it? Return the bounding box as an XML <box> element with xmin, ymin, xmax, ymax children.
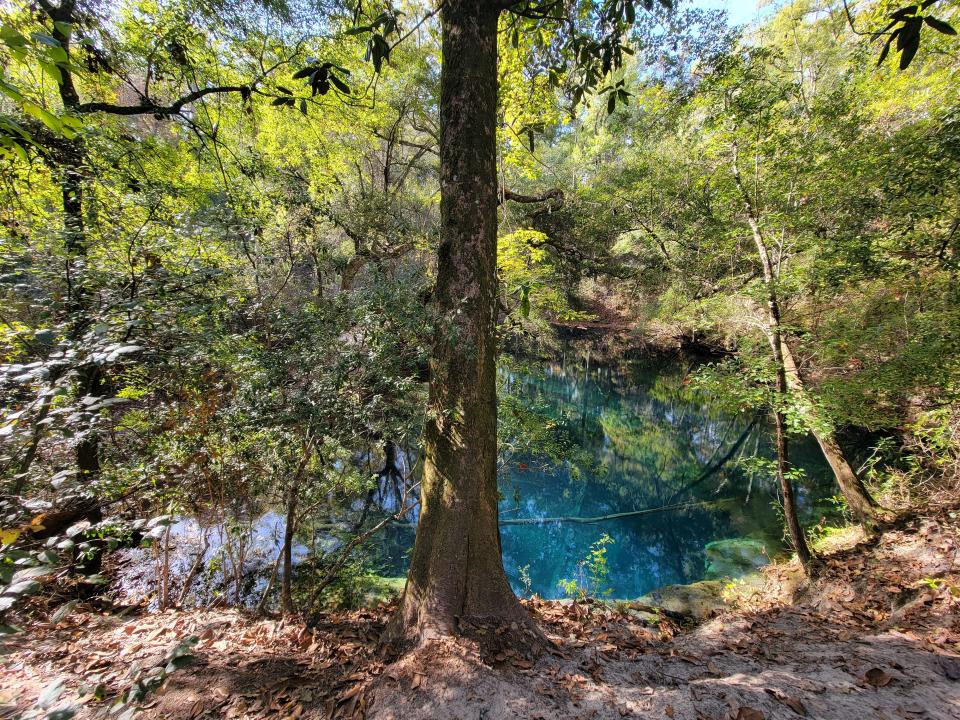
<box><xmin>865</xmin><ymin>668</ymin><xmax>893</xmax><ymax>688</ymax></box>
<box><xmin>764</xmin><ymin>688</ymin><xmax>806</xmax><ymax>716</ymax></box>
<box><xmin>665</xmin><ymin>706</ymin><xmax>674</xmax><ymax>718</ymax></box>
<box><xmin>338</xmin><ymin>684</ymin><xmax>362</xmax><ymax>702</ymax></box>
<box><xmin>736</xmin><ymin>708</ymin><xmax>764</xmax><ymax>720</ymax></box>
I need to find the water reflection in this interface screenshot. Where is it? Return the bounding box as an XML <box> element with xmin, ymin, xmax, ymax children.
<box><xmin>496</xmin><ymin>357</ymin><xmax>836</xmax><ymax>599</ymax></box>
<box><xmin>114</xmin><ymin>355</ymin><xmax>839</xmax><ymax>607</ymax></box>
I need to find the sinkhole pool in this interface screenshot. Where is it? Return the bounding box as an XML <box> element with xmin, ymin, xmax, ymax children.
<box><xmin>115</xmin><ymin>355</ymin><xmax>841</xmax><ymax>606</ymax></box>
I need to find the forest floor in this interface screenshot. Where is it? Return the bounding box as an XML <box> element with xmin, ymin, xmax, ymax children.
<box><xmin>3</xmin><ymin>507</ymin><xmax>960</xmax><ymax>720</ymax></box>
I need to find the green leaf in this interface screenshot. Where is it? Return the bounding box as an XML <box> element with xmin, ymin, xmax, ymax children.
<box><xmin>37</xmin><ymin>60</ymin><xmax>63</xmax><ymax>84</ymax></box>
<box><xmin>0</xmin><ymin>79</ymin><xmax>24</xmax><ymax>102</ymax></box>
<box><xmin>46</xmin><ymin>46</ymin><xmax>69</xmax><ymax>64</ymax></box>
<box><xmin>164</xmin><ymin>654</ymin><xmax>194</xmax><ymax>673</ymax></box>
<box><xmin>23</xmin><ymin>104</ymin><xmax>62</xmax><ymax>133</ymax></box>
<box><xmin>45</xmin><ymin>708</ymin><xmax>78</xmax><ymax>720</ymax></box>
<box><xmin>0</xmin><ymin>26</ymin><xmax>28</xmax><ymax>49</ymax></box>
<box><xmin>4</xmin><ymin>579</ymin><xmax>42</xmax><ymax>596</ymax></box>
<box><xmin>9</xmin><ymin>140</ymin><xmax>28</xmax><ymax>164</ymax></box>
<box><xmin>292</xmin><ymin>65</ymin><xmax>316</xmax><ymax>79</ymax></box>
<box><xmin>924</xmin><ymin>16</ymin><xmax>957</xmax><ymax>35</ymax></box>
<box><xmin>899</xmin><ymin>22</ymin><xmax>921</xmax><ymax>69</ymax></box>
<box><xmin>30</xmin><ymin>32</ymin><xmax>61</xmax><ymax>48</ymax></box>
<box><xmin>878</xmin><ymin>29</ymin><xmax>899</xmax><ymax>65</ymax></box>
<box><xmin>329</xmin><ymin>74</ymin><xmax>350</xmax><ymax>94</ymax></box>
<box><xmin>51</xmin><ymin>600</ymin><xmax>78</xmax><ymax>624</ymax></box>
<box><xmin>11</xmin><ymin>566</ymin><xmax>54</xmax><ymax>582</ymax></box>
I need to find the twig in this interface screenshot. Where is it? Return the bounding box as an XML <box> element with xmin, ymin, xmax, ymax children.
<box><xmin>306</xmin><ymin>482</ymin><xmax>420</xmax><ymax>616</ymax></box>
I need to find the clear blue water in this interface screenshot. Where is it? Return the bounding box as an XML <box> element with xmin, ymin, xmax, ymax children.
<box><xmin>489</xmin><ymin>356</ymin><xmax>836</xmax><ymax>599</ymax></box>
<box><xmin>116</xmin><ymin>355</ymin><xmax>840</xmax><ymax>607</ymax></box>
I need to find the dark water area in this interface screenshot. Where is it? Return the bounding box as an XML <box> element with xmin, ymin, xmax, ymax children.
<box><xmin>489</xmin><ymin>356</ymin><xmax>837</xmax><ymax>600</ymax></box>
<box><xmin>114</xmin><ymin>354</ymin><xmax>840</xmax><ymax>607</ymax></box>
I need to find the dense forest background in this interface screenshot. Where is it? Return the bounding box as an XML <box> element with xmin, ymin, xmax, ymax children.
<box><xmin>0</xmin><ymin>0</ymin><xmax>958</xmax><ymax>630</ymax></box>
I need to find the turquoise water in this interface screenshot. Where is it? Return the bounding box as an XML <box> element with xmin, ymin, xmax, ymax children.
<box><xmin>116</xmin><ymin>355</ymin><xmax>840</xmax><ymax>607</ymax></box>
<box><xmin>491</xmin><ymin>356</ymin><xmax>836</xmax><ymax>599</ymax></box>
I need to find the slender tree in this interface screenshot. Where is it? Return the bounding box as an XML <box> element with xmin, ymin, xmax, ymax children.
<box><xmin>732</xmin><ymin>144</ymin><xmax>814</xmax><ymax>570</ymax></box>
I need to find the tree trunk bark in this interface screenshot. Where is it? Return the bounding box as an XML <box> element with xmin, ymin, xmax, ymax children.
<box><xmin>42</xmin><ymin>3</ymin><xmax>104</xmax><ymax>499</ymax></box>
<box><xmin>281</xmin><ymin>479</ymin><xmax>298</xmax><ymax>614</ymax></box>
<box><xmin>779</xmin><ymin>339</ymin><xmax>883</xmax><ymax>526</ymax></box>
<box><xmin>772</xmin><ymin>398</ymin><xmax>812</xmax><ymax>568</ymax></box>
<box><xmin>388</xmin><ymin>0</ymin><xmax>535</xmax><ymax>645</ymax></box>
<box><xmin>732</xmin><ymin>147</ymin><xmax>814</xmax><ymax>571</ymax></box>
<box><xmin>281</xmin><ymin>436</ymin><xmax>314</xmax><ymax>614</ymax></box>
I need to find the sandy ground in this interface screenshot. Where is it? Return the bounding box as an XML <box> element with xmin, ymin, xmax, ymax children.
<box><xmin>3</xmin><ymin>511</ymin><xmax>959</xmax><ymax>720</ymax></box>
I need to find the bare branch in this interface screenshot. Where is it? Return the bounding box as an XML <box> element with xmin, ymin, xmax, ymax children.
<box><xmin>75</xmin><ymin>85</ymin><xmax>250</xmax><ymax>116</ymax></box>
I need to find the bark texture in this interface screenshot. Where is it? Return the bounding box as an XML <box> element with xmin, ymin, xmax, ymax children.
<box><xmin>779</xmin><ymin>340</ymin><xmax>883</xmax><ymax>526</ymax></box>
<box><xmin>282</xmin><ymin>437</ymin><xmax>314</xmax><ymax>614</ymax></box>
<box><xmin>389</xmin><ymin>0</ymin><xmax>534</xmax><ymax>643</ymax></box>
<box><xmin>41</xmin><ymin>1</ymin><xmax>103</xmax><ymax>494</ymax></box>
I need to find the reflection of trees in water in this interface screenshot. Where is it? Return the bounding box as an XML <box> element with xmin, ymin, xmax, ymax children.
<box><xmin>509</xmin><ymin>358</ymin><xmax>832</xmax><ymax>507</ymax></box>
<box><xmin>497</xmin><ymin>357</ymin><xmax>836</xmax><ymax>598</ymax></box>
<box><xmin>510</xmin><ymin>360</ymin><xmax>758</xmax><ymax>502</ymax></box>
<box><xmin>500</xmin><ymin>503</ymin><xmax>724</xmax><ymax>598</ymax></box>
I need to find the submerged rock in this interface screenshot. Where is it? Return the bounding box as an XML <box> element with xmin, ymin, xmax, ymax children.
<box><xmin>703</xmin><ymin>537</ymin><xmax>769</xmax><ymax>580</ymax></box>
<box><xmin>637</xmin><ymin>580</ymin><xmax>727</xmax><ymax>620</ymax></box>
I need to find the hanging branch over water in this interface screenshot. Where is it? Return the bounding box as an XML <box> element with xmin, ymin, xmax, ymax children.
<box><xmin>305</xmin><ymin>478</ymin><xmax>421</xmax><ymax>620</ymax></box>
<box><xmin>502</xmin><ymin>417</ymin><xmax>760</xmax><ymax>526</ymax></box>
<box><xmin>499</xmin><ymin>499</ymin><xmax>708</xmax><ymax>526</ymax></box>
<box><xmin>667</xmin><ymin>415</ymin><xmax>761</xmax><ymax>502</ymax></box>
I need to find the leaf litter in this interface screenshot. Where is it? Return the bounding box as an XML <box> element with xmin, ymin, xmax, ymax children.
<box><xmin>2</xmin><ymin>509</ymin><xmax>960</xmax><ymax>719</ymax></box>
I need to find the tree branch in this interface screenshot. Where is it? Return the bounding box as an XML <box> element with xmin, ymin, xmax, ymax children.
<box><xmin>498</xmin><ymin>187</ymin><xmax>564</xmax><ymax>205</ymax></box>
<box><xmin>74</xmin><ymin>85</ymin><xmax>250</xmax><ymax>116</ymax></box>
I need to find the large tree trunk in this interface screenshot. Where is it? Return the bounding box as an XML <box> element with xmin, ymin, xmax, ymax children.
<box><xmin>388</xmin><ymin>0</ymin><xmax>535</xmax><ymax>645</ymax></box>
<box><xmin>779</xmin><ymin>340</ymin><xmax>883</xmax><ymax>526</ymax></box>
<box><xmin>732</xmin><ymin>147</ymin><xmax>814</xmax><ymax>570</ymax></box>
